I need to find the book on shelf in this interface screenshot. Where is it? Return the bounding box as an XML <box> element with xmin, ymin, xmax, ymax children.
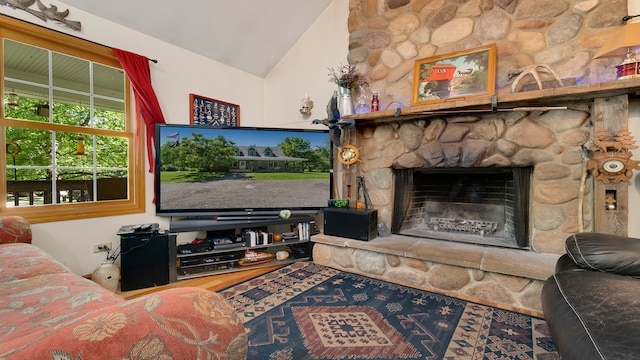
<box><xmin>258</xmin><ymin>230</ymin><xmax>274</xmax><ymax>245</ymax></box>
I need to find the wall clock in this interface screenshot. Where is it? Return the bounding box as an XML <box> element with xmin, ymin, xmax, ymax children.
<box><xmin>587</xmin><ymin>152</ymin><xmax>640</xmax><ymax>184</ymax></box>
<box><xmin>602</xmin><ymin>159</ymin><xmax>624</xmax><ymax>173</ymax></box>
<box><xmin>586</xmin><ymin>129</ymin><xmax>640</xmax><ymax>184</ymax></box>
<box><xmin>338</xmin><ymin>144</ymin><xmax>360</xmax><ymax>167</ymax></box>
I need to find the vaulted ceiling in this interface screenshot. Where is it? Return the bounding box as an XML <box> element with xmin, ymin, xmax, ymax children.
<box><xmin>58</xmin><ymin>0</ymin><xmax>333</xmax><ymax>77</ymax></box>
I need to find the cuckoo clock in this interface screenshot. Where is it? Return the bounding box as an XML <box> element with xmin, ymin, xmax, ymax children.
<box><xmin>586</xmin><ymin>129</ymin><xmax>640</xmax><ymax>184</ymax></box>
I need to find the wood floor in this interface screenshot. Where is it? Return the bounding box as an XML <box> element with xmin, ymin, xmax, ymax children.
<box><xmin>118</xmin><ymin>264</ymin><xmax>284</xmax><ymax>300</ymax></box>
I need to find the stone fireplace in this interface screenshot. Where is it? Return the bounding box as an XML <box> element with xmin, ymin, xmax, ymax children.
<box><xmin>356</xmin><ymin>106</ymin><xmax>595</xmax><ymax>252</ymax></box>
<box><xmin>312</xmin><ymin>88</ymin><xmax>640</xmax><ymax>314</ymax></box>
<box><xmin>312</xmin><ymin>0</ymin><xmax>634</xmax><ymax>314</ymax></box>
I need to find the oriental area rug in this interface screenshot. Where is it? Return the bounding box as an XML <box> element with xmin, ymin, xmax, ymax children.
<box><xmin>219</xmin><ymin>262</ymin><xmax>559</xmax><ymax>360</ymax></box>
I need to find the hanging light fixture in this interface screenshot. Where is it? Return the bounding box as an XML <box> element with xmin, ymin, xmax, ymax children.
<box><xmin>299</xmin><ymin>93</ymin><xmax>314</xmax><ymax>115</ymax></box>
<box><xmin>6</xmin><ymin>92</ymin><xmax>19</xmax><ymax>107</ymax></box>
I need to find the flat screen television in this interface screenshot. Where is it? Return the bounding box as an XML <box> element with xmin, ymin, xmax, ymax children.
<box><xmin>155</xmin><ymin>123</ymin><xmax>332</xmax><ymax>226</ymax></box>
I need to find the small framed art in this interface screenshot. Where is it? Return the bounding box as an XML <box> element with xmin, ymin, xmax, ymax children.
<box><xmin>411</xmin><ymin>44</ymin><xmax>496</xmax><ymax>106</ymax></box>
<box><xmin>190</xmin><ymin>93</ymin><xmax>240</xmax><ymax>127</ymax></box>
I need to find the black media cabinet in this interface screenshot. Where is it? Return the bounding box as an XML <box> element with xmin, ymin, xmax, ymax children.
<box><xmin>169</xmin><ymin>216</ymin><xmax>316</xmax><ymax>280</ymax></box>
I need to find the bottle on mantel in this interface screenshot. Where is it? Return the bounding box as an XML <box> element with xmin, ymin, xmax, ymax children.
<box><xmin>371</xmin><ymin>93</ymin><xmax>379</xmax><ymax>111</ymax></box>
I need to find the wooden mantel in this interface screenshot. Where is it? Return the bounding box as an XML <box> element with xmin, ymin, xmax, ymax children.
<box><xmin>348</xmin><ymin>78</ymin><xmax>640</xmax><ymax>124</ymax></box>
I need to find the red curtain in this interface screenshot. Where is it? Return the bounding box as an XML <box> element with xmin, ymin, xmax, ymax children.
<box><xmin>112</xmin><ymin>48</ymin><xmax>166</xmax><ymax>173</ymax></box>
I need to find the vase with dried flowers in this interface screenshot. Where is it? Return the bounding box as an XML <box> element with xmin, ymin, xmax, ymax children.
<box><xmin>328</xmin><ymin>64</ymin><xmax>363</xmax><ymax>117</ymax></box>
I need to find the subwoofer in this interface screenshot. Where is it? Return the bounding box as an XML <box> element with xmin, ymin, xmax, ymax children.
<box><xmin>323</xmin><ymin>208</ymin><xmax>378</xmax><ymax>241</ymax></box>
<box><xmin>120</xmin><ymin>233</ymin><xmax>174</xmax><ymax>291</ymax></box>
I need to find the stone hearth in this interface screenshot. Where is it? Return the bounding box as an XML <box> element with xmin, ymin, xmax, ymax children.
<box><xmin>312</xmin><ymin>233</ymin><xmax>557</xmax><ymax>314</ymax></box>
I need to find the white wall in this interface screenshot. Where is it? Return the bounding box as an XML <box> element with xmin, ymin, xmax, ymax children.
<box><xmin>629</xmin><ymin>99</ymin><xmax>640</xmax><ymax>238</ymax></box>
<box><xmin>264</xmin><ymin>0</ymin><xmax>349</xmax><ymax>129</ymax></box>
<box><xmin>0</xmin><ymin>1</ymin><xmax>349</xmax><ymax>275</ymax></box>
<box><xmin>626</xmin><ymin>0</ymin><xmax>640</xmax><ymax>227</ymax></box>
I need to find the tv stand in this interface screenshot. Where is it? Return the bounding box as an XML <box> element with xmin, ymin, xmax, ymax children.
<box><xmin>169</xmin><ymin>216</ymin><xmax>305</xmax><ymax>232</ymax></box>
<box><xmin>169</xmin><ymin>215</ymin><xmax>317</xmax><ymax>280</ymax></box>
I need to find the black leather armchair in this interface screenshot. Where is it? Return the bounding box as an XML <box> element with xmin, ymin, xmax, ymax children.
<box><xmin>541</xmin><ymin>232</ymin><xmax>640</xmax><ymax>360</ymax></box>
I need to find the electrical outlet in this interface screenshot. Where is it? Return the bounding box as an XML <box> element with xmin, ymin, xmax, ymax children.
<box><xmin>92</xmin><ymin>242</ymin><xmax>112</xmax><ymax>253</ymax></box>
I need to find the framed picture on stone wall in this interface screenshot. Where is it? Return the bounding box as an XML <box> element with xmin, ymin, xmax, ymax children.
<box><xmin>411</xmin><ymin>44</ymin><xmax>497</xmax><ymax>106</ymax></box>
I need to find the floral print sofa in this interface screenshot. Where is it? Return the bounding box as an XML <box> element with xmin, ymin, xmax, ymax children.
<box><xmin>0</xmin><ymin>216</ymin><xmax>247</xmax><ymax>359</ymax></box>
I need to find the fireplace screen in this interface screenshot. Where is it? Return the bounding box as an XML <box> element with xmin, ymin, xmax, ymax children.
<box><xmin>392</xmin><ymin>167</ymin><xmax>532</xmax><ymax>248</ymax></box>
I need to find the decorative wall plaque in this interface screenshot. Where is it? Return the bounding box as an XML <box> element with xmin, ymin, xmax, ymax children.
<box><xmin>189</xmin><ymin>93</ymin><xmax>239</xmax><ymax>127</ymax></box>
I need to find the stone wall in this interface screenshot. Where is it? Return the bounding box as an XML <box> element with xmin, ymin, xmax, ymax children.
<box><xmin>360</xmin><ymin>106</ymin><xmax>594</xmax><ymax>255</ymax></box>
<box><xmin>341</xmin><ymin>0</ymin><xmax>633</xmax><ymax>257</ymax></box>
<box><xmin>312</xmin><ymin>103</ymin><xmax>597</xmax><ymax>313</ymax></box>
<box><xmin>313</xmin><ymin>0</ymin><xmax>629</xmax><ymax>314</ymax></box>
<box><xmin>347</xmin><ymin>0</ymin><xmax>626</xmax><ymax>109</ymax></box>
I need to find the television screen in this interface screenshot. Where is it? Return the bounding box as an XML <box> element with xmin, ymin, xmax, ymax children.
<box><xmin>155</xmin><ymin>124</ymin><xmax>332</xmax><ymax>218</ymax></box>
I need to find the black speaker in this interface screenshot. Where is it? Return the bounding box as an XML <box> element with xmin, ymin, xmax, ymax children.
<box><xmin>324</xmin><ymin>208</ymin><xmax>378</xmax><ymax>241</ymax></box>
<box><xmin>120</xmin><ymin>232</ymin><xmax>172</xmax><ymax>291</ymax></box>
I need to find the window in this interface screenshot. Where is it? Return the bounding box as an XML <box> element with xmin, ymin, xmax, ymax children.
<box><xmin>0</xmin><ymin>16</ymin><xmax>144</xmax><ymax>223</ymax></box>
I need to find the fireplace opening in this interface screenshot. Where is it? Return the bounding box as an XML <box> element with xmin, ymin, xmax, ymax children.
<box><xmin>391</xmin><ymin>167</ymin><xmax>532</xmax><ymax>249</ymax></box>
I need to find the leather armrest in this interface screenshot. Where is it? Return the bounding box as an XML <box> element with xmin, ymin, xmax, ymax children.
<box><xmin>565</xmin><ymin>232</ymin><xmax>640</xmax><ymax>276</ymax></box>
<box><xmin>555</xmin><ymin>254</ymin><xmax>581</xmax><ymax>273</ymax></box>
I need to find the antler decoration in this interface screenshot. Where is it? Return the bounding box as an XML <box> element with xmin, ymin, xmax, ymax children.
<box><xmin>0</xmin><ymin>0</ymin><xmax>81</xmax><ymax>31</ymax></box>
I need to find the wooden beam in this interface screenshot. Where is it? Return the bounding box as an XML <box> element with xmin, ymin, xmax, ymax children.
<box><xmin>593</xmin><ymin>95</ymin><xmax>629</xmax><ymax>236</ymax></box>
